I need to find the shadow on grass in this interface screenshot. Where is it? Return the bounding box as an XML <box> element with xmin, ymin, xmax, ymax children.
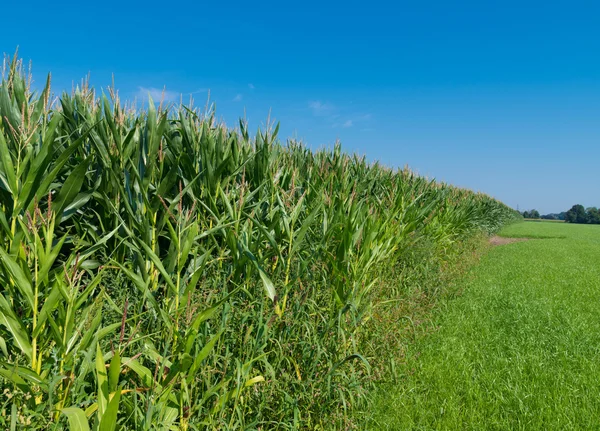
<box><xmin>498</xmin><ymin>234</ymin><xmax>567</xmax><ymax>240</ymax></box>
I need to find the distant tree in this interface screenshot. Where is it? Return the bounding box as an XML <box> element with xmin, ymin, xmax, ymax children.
<box><xmin>565</xmin><ymin>204</ymin><xmax>587</xmax><ymax>224</ymax></box>
<box><xmin>586</xmin><ymin>207</ymin><xmax>600</xmax><ymax>224</ymax></box>
<box><xmin>522</xmin><ymin>209</ymin><xmax>539</xmax><ymax>219</ymax></box>
<box><xmin>540</xmin><ymin>212</ymin><xmax>567</xmax><ymax>221</ymax></box>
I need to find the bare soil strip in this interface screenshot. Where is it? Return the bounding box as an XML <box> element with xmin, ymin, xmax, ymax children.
<box><xmin>489</xmin><ymin>236</ymin><xmax>529</xmax><ymax>246</ymax></box>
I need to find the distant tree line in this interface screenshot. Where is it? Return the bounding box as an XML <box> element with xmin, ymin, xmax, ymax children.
<box><xmin>522</xmin><ymin>205</ymin><xmax>600</xmax><ymax>224</ymax></box>
<box><xmin>564</xmin><ymin>204</ymin><xmax>600</xmax><ymax>224</ymax></box>
<box><xmin>521</xmin><ymin>209</ymin><xmax>540</xmax><ymax>219</ymax></box>
<box><xmin>541</xmin><ymin>212</ymin><xmax>566</xmax><ymax>221</ymax></box>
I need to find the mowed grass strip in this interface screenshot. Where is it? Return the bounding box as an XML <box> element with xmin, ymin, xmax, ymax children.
<box><xmin>369</xmin><ymin>221</ymin><xmax>600</xmax><ymax>430</ymax></box>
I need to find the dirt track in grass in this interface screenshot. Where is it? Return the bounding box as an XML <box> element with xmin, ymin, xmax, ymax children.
<box><xmin>489</xmin><ymin>235</ymin><xmax>529</xmax><ymax>246</ymax></box>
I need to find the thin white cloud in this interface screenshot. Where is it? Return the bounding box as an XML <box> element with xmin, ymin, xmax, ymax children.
<box><xmin>309</xmin><ymin>101</ymin><xmax>371</xmax><ymax>129</ymax></box>
<box><xmin>248</xmin><ymin>83</ymin><xmax>255</xmax><ymax>89</ymax></box>
<box><xmin>309</xmin><ymin>101</ymin><xmax>335</xmax><ymax>116</ymax></box>
<box><xmin>233</xmin><ymin>94</ymin><xmax>243</xmax><ymax>102</ymax></box>
<box><xmin>137</xmin><ymin>86</ymin><xmax>180</xmax><ymax>102</ymax></box>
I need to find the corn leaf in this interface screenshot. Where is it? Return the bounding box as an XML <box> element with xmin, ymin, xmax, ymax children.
<box><xmin>61</xmin><ymin>407</ymin><xmax>91</xmax><ymax>431</ymax></box>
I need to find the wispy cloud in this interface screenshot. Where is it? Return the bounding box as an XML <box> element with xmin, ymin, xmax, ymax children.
<box><xmin>248</xmin><ymin>83</ymin><xmax>255</xmax><ymax>89</ymax></box>
<box><xmin>135</xmin><ymin>86</ymin><xmax>211</xmax><ymax>105</ymax></box>
<box><xmin>309</xmin><ymin>101</ymin><xmax>372</xmax><ymax>130</ymax></box>
<box><xmin>308</xmin><ymin>101</ymin><xmax>335</xmax><ymax>116</ymax></box>
<box><xmin>137</xmin><ymin>86</ymin><xmax>180</xmax><ymax>102</ymax></box>
<box><xmin>233</xmin><ymin>93</ymin><xmax>243</xmax><ymax>102</ymax></box>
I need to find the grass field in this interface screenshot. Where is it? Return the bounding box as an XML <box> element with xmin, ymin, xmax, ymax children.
<box><xmin>368</xmin><ymin>221</ymin><xmax>600</xmax><ymax>430</ymax></box>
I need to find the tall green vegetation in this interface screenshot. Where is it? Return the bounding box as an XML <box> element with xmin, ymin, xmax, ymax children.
<box><xmin>0</xmin><ymin>55</ymin><xmax>519</xmax><ymax>429</ymax></box>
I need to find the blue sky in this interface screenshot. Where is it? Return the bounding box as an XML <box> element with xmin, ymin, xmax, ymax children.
<box><xmin>3</xmin><ymin>0</ymin><xmax>600</xmax><ymax>213</ymax></box>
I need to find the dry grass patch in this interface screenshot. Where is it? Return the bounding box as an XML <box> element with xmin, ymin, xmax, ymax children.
<box><xmin>489</xmin><ymin>236</ymin><xmax>529</xmax><ymax>246</ymax></box>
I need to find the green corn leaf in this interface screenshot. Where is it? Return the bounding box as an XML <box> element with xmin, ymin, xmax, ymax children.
<box><xmin>115</xmin><ymin>262</ymin><xmax>160</xmax><ymax>312</ymax></box>
<box><xmin>31</xmin><ymin>73</ymin><xmax>51</xmax><ymax>123</ymax></box>
<box><xmin>0</xmin><ymin>248</ymin><xmax>32</xmax><ymax>308</ymax></box>
<box><xmin>74</xmin><ymin>307</ymin><xmax>101</xmax><ymax>352</ymax></box>
<box><xmin>74</xmin><ymin>270</ymin><xmax>104</xmax><ymax>310</ymax></box>
<box><xmin>129</xmin><ymin>239</ymin><xmax>177</xmax><ymax>295</ymax></box>
<box><xmin>122</xmin><ymin>357</ymin><xmax>159</xmax><ymax>391</ymax></box>
<box><xmin>53</xmin><ymin>158</ymin><xmax>91</xmax><ymax>223</ymax></box>
<box><xmin>183</xmin><ymin>246</ymin><xmax>214</xmax><ymax>297</ymax></box>
<box><xmin>162</xmin><ymin>353</ymin><xmax>193</xmax><ymax>387</ymax></box>
<box><xmin>244</xmin><ymin>375</ymin><xmax>265</xmax><ymax>388</ymax></box>
<box><xmin>108</xmin><ymin>350</ymin><xmax>121</xmax><ymax>393</ymax></box>
<box><xmin>188</xmin><ymin>290</ymin><xmax>238</xmax><ymax>335</ymax></box>
<box><xmin>62</xmin><ymin>191</ymin><xmax>95</xmax><ymax>221</ymax></box>
<box><xmin>16</xmin><ymin>114</ymin><xmax>61</xmax><ymax>213</ymax></box>
<box><xmin>32</xmin><ymin>282</ymin><xmax>61</xmax><ymax>339</ymax></box>
<box><xmin>242</xmin><ymin>247</ymin><xmax>276</xmax><ymax>301</ymax></box>
<box><xmin>21</xmin><ymin>122</ymin><xmax>90</xmax><ymax>214</ymax></box>
<box><xmin>96</xmin><ymin>322</ymin><xmax>123</xmax><ymax>342</ymax></box>
<box><xmin>187</xmin><ymin>330</ymin><xmax>223</xmax><ymax>382</ymax></box>
<box><xmin>98</xmin><ymin>390</ymin><xmax>121</xmax><ymax>431</ymax></box>
<box><xmin>257</xmin><ymin>267</ymin><xmax>276</xmax><ymax>302</ymax></box>
<box><xmin>77</xmin><ymin>224</ymin><xmax>121</xmax><ymax>264</ymax></box>
<box><xmin>291</xmin><ymin>202</ymin><xmax>323</xmax><ymax>255</ymax></box>
<box><xmin>0</xmin><ymin>84</ymin><xmax>21</xmax><ymax>134</ymax></box>
<box><xmin>178</xmin><ymin>223</ymin><xmax>199</xmax><ymax>273</ymax></box>
<box><xmin>0</xmin><ymin>361</ymin><xmax>46</xmax><ymax>389</ymax></box>
<box><xmin>0</xmin><ymin>367</ymin><xmax>29</xmax><ymax>392</ymax></box>
<box><xmin>61</xmin><ymin>407</ymin><xmax>91</xmax><ymax>431</ymax></box>
<box><xmin>0</xmin><ymin>107</ymin><xmax>17</xmax><ymax>196</ymax></box>
<box><xmin>246</xmin><ymin>214</ymin><xmax>283</xmax><ymax>260</ymax></box>
<box><xmin>198</xmin><ymin>330</ymin><xmax>223</xmax><ymax>363</ymax></box>
<box><xmin>0</xmin><ymin>336</ymin><xmax>7</xmax><ymax>357</ymax></box>
<box><xmin>0</xmin><ymin>294</ymin><xmax>32</xmax><ymax>360</ymax></box>
<box><xmin>37</xmin><ymin>233</ymin><xmax>67</xmax><ymax>285</ymax></box>
<box><xmin>0</xmin><ymin>210</ymin><xmax>10</xmax><ymax>238</ymax></box>
<box><xmin>96</xmin><ymin>344</ymin><xmax>108</xmax><ymax>417</ymax></box>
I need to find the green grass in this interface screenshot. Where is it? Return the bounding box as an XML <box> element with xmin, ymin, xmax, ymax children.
<box><xmin>368</xmin><ymin>221</ymin><xmax>600</xmax><ymax>430</ymax></box>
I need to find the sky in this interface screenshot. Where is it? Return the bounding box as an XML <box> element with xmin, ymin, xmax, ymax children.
<box><xmin>2</xmin><ymin>0</ymin><xmax>600</xmax><ymax>214</ymax></box>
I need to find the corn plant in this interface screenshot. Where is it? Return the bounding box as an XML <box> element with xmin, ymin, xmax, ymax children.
<box><xmin>0</xmin><ymin>53</ymin><xmax>520</xmax><ymax>430</ymax></box>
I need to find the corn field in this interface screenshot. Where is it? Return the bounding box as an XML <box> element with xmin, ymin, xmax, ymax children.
<box><xmin>0</xmin><ymin>55</ymin><xmax>519</xmax><ymax>430</ymax></box>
